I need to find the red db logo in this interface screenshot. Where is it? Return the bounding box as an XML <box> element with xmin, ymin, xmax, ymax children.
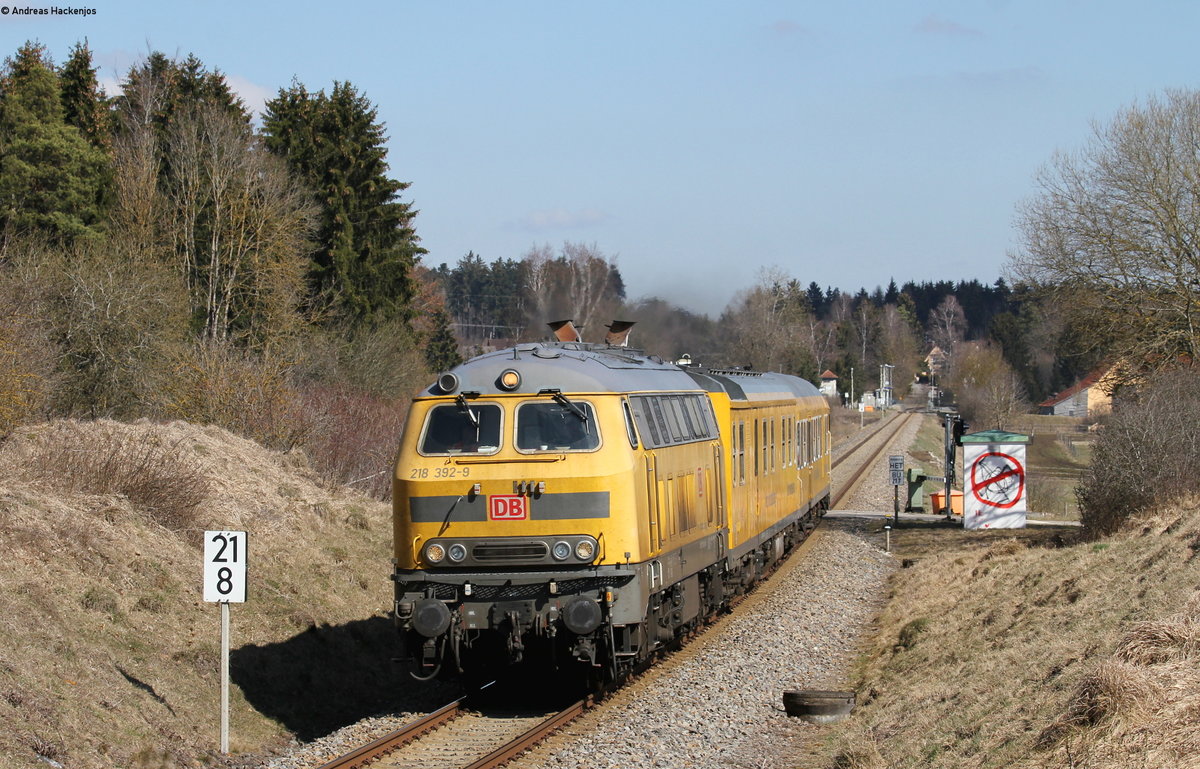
<box><xmin>489</xmin><ymin>495</ymin><xmax>528</xmax><ymax>520</ymax></box>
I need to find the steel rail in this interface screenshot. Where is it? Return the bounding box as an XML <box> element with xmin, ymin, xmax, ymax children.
<box><xmin>831</xmin><ymin>411</ymin><xmax>916</xmax><ymax>509</ymax></box>
<box><xmin>314</xmin><ymin>699</ymin><xmax>463</xmax><ymax>769</ymax></box>
<box><xmin>461</xmin><ymin>699</ymin><xmax>590</xmax><ymax>769</ymax></box>
<box><xmin>830</xmin><ymin>408</ymin><xmax>910</xmax><ymax>471</ymax></box>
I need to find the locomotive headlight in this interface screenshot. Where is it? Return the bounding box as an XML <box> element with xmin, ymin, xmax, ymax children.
<box><xmin>447</xmin><ymin>543</ymin><xmax>467</xmax><ymax>563</ymax></box>
<box><xmin>575</xmin><ymin>539</ymin><xmax>596</xmax><ymax>561</ymax></box>
<box><xmin>551</xmin><ymin>541</ymin><xmax>572</xmax><ymax>561</ymax></box>
<box><xmin>424</xmin><ymin>543</ymin><xmax>446</xmax><ymax>564</ymax></box>
<box><xmin>498</xmin><ymin>369</ymin><xmax>521</xmax><ymax>390</ymax></box>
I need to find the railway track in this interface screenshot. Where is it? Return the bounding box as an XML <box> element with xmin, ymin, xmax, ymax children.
<box><xmin>830</xmin><ymin>409</ymin><xmax>918</xmax><ymax>508</ymax></box>
<box><xmin>315</xmin><ymin>698</ymin><xmax>588</xmax><ymax>769</ymax></box>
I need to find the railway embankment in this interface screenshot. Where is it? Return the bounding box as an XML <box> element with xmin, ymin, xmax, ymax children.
<box><xmin>798</xmin><ymin>497</ymin><xmax>1200</xmax><ymax>769</ymax></box>
<box><xmin>0</xmin><ymin>418</ymin><xmax>453</xmax><ymax>769</ymax></box>
<box><xmin>6</xmin><ymin>413</ymin><xmax>1195</xmax><ymax>769</ymax></box>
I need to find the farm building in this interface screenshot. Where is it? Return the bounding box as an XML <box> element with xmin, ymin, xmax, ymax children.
<box><xmin>819</xmin><ymin>370</ymin><xmax>838</xmax><ymax>397</ymax></box>
<box><xmin>1038</xmin><ymin>368</ymin><xmax>1115</xmax><ymax>418</ymax></box>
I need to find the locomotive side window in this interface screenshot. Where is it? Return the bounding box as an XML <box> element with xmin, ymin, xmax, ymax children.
<box><xmin>516</xmin><ymin>401</ymin><xmax>599</xmax><ymax>452</ymax></box>
<box><xmin>622</xmin><ymin>400</ymin><xmax>639</xmax><ymax>448</ymax></box>
<box><xmin>629</xmin><ymin>394</ymin><xmax>719</xmax><ymax>449</ymax></box>
<box><xmin>420</xmin><ymin>403</ymin><xmax>503</xmax><ymax>455</ymax></box>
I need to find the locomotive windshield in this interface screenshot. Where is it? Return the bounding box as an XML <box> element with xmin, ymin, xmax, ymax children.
<box><xmin>516</xmin><ymin>401</ymin><xmax>599</xmax><ymax>451</ymax></box>
<box><xmin>419</xmin><ymin>403</ymin><xmax>502</xmax><ymax>455</ymax></box>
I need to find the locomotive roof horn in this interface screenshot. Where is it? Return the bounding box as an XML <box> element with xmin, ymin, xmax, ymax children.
<box><xmin>548</xmin><ymin>319</ymin><xmax>582</xmax><ymax>343</ymax></box>
<box><xmin>605</xmin><ymin>320</ymin><xmax>636</xmax><ymax>347</ymax></box>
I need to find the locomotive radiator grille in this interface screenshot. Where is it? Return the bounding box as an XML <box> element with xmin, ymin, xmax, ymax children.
<box><xmin>472</xmin><ymin>542</ymin><xmax>549</xmax><ymax>562</ymax></box>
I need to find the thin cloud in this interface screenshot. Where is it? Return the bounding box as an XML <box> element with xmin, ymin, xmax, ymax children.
<box><xmin>509</xmin><ymin>208</ymin><xmax>611</xmax><ymax>232</ymax></box>
<box><xmin>225</xmin><ymin>74</ymin><xmax>273</xmax><ymax>120</ymax></box>
<box><xmin>915</xmin><ymin>14</ymin><xmax>985</xmax><ymax>38</ymax></box>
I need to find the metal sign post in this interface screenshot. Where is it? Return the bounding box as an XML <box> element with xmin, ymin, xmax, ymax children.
<box><xmin>889</xmin><ymin>455</ymin><xmax>903</xmax><ymax>525</ymax></box>
<box><xmin>204</xmin><ymin>530</ymin><xmax>247</xmax><ymax>755</ymax></box>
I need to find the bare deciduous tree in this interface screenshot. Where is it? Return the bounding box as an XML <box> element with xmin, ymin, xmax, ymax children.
<box><xmin>166</xmin><ymin>105</ymin><xmax>316</xmax><ymax>347</ymax></box>
<box><xmin>950</xmin><ymin>342</ymin><xmax>1029</xmax><ymax>431</ymax></box>
<box><xmin>718</xmin><ymin>268</ymin><xmax>815</xmax><ymax>374</ymax></box>
<box><xmin>1012</xmin><ymin>89</ymin><xmax>1200</xmax><ymax>371</ymax></box>
<box><xmin>521</xmin><ymin>242</ymin><xmax>623</xmax><ymax>339</ymax></box>
<box><xmin>928</xmin><ymin>294</ymin><xmax>967</xmax><ymax>360</ymax></box>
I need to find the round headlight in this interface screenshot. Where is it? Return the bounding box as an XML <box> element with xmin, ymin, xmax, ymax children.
<box><xmin>551</xmin><ymin>541</ymin><xmax>572</xmax><ymax>561</ymax></box>
<box><xmin>575</xmin><ymin>539</ymin><xmax>596</xmax><ymax>561</ymax></box>
<box><xmin>447</xmin><ymin>543</ymin><xmax>467</xmax><ymax>563</ymax></box>
<box><xmin>424</xmin><ymin>543</ymin><xmax>446</xmax><ymax>563</ymax></box>
<box><xmin>436</xmin><ymin>372</ymin><xmax>459</xmax><ymax>393</ymax></box>
<box><xmin>498</xmin><ymin>369</ymin><xmax>521</xmax><ymax>390</ymax></box>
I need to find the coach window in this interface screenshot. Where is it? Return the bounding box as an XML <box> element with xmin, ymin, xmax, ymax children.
<box><xmin>760</xmin><ymin>420</ymin><xmax>768</xmax><ymax>476</ymax></box>
<box><xmin>420</xmin><ymin>403</ymin><xmax>503</xmax><ymax>455</ymax></box>
<box><xmin>737</xmin><ymin>421</ymin><xmax>746</xmax><ymax>485</ymax></box>
<box><xmin>771</xmin><ymin>418</ymin><xmax>777</xmax><ymax>473</ymax></box>
<box><xmin>516</xmin><ymin>400</ymin><xmax>599</xmax><ymax>452</ymax></box>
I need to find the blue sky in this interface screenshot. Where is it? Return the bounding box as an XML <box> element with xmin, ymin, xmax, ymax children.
<box><xmin>5</xmin><ymin>1</ymin><xmax>1200</xmax><ymax>315</ymax></box>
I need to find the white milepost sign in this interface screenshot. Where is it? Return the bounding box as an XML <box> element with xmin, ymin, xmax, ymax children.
<box><xmin>204</xmin><ymin>530</ymin><xmax>247</xmax><ymax>603</ymax></box>
<box><xmin>203</xmin><ymin>530</ymin><xmax>247</xmax><ymax>755</ymax></box>
<box><xmin>888</xmin><ymin>455</ymin><xmax>904</xmax><ymax>486</ymax></box>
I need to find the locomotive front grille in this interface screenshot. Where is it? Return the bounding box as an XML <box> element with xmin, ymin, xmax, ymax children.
<box><xmin>472</xmin><ymin>542</ymin><xmax>549</xmax><ymax>562</ymax></box>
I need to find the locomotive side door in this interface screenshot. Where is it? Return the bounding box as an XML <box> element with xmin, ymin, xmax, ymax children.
<box><xmin>645</xmin><ymin>453</ymin><xmax>662</xmax><ymax>551</ymax></box>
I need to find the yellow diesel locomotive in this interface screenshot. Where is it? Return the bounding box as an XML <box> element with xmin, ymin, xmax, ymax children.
<box><xmin>392</xmin><ymin>322</ymin><xmax>830</xmax><ymax>682</ymax></box>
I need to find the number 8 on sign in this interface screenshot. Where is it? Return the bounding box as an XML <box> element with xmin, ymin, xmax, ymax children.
<box><xmin>204</xmin><ymin>530</ymin><xmax>247</xmax><ymax>603</ymax></box>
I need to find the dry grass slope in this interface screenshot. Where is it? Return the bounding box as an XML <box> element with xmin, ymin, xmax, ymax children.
<box><xmin>0</xmin><ymin>418</ymin><xmax>449</xmax><ymax>769</ymax></box>
<box><xmin>807</xmin><ymin>497</ymin><xmax>1200</xmax><ymax>769</ymax></box>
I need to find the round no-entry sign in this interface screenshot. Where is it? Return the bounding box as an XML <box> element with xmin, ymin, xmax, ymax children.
<box><xmin>969</xmin><ymin>451</ymin><xmax>1025</xmax><ymax>509</ymax></box>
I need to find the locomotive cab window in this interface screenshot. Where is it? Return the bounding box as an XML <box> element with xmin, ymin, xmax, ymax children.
<box><xmin>516</xmin><ymin>401</ymin><xmax>599</xmax><ymax>452</ymax></box>
<box><xmin>419</xmin><ymin>403</ymin><xmax>502</xmax><ymax>455</ymax></box>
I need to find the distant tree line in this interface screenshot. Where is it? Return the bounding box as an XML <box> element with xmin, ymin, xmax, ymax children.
<box><xmin>431</xmin><ymin>249</ymin><xmax>1094</xmax><ymax>413</ymax></box>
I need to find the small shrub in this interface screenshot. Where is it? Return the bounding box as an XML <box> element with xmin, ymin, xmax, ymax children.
<box><xmin>296</xmin><ymin>384</ymin><xmax>405</xmax><ymax>499</ymax></box>
<box><xmin>1076</xmin><ymin>368</ymin><xmax>1200</xmax><ymax>537</ymax></box>
<box><xmin>1040</xmin><ymin>660</ymin><xmax>1162</xmax><ymax>744</ymax></box>
<box><xmin>152</xmin><ymin>341</ymin><xmax>312</xmax><ymax>451</ymax></box>
<box><xmin>81</xmin><ymin>586</ymin><xmax>119</xmax><ymax>616</ymax></box>
<box><xmin>133</xmin><ymin>594</ymin><xmax>166</xmax><ymax>614</ymax></box>
<box><xmin>896</xmin><ymin>618</ymin><xmax>931</xmax><ymax>650</ymax></box>
<box><xmin>18</xmin><ymin>421</ymin><xmax>210</xmax><ymax>532</ymax></box>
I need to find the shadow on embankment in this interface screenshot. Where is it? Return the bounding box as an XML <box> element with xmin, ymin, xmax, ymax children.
<box><xmin>230</xmin><ymin>616</ymin><xmax>457</xmax><ymax>741</ymax></box>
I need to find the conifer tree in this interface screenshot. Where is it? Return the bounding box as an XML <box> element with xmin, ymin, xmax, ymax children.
<box><xmin>59</xmin><ymin>40</ymin><xmax>110</xmax><ymax>150</ymax></box>
<box><xmin>424</xmin><ymin>309</ymin><xmax>463</xmax><ymax>371</ymax></box>
<box><xmin>263</xmin><ymin>80</ymin><xmax>423</xmax><ymax>325</ymax></box>
<box><xmin>0</xmin><ymin>41</ymin><xmax>108</xmax><ymax>248</ymax></box>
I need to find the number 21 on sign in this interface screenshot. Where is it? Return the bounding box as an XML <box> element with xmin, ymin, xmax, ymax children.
<box><xmin>203</xmin><ymin>530</ymin><xmax>247</xmax><ymax>603</ymax></box>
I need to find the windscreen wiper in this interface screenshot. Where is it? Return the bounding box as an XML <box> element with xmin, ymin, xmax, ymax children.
<box><xmin>539</xmin><ymin>388</ymin><xmax>588</xmax><ymax>422</ymax></box>
<box><xmin>456</xmin><ymin>392</ymin><xmax>480</xmax><ymax>428</ymax></box>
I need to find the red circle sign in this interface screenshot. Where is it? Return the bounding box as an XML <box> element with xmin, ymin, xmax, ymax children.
<box><xmin>970</xmin><ymin>451</ymin><xmax>1025</xmax><ymax>509</ymax></box>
